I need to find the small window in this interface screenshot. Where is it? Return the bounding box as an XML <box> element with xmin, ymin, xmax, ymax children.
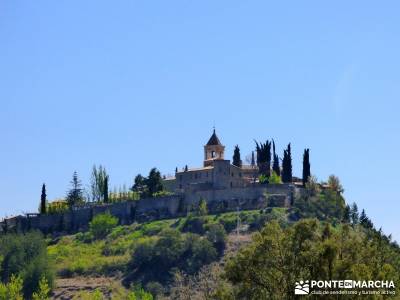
<box><xmin>212</xmin><ymin>151</ymin><xmax>216</xmax><ymax>158</ymax></box>
<box><xmin>231</xmin><ymin>172</ymin><xmax>234</xmax><ymax>177</ymax></box>
<box><xmin>179</xmin><ymin>175</ymin><xmax>183</xmax><ymax>181</ymax></box>
<box><xmin>230</xmin><ymin>182</ymin><xmax>233</xmax><ymax>188</ymax></box>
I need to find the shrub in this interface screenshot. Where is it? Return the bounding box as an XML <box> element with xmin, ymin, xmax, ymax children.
<box><xmin>205</xmin><ymin>223</ymin><xmax>227</xmax><ymax>254</ymax></box>
<box><xmin>0</xmin><ymin>232</ymin><xmax>54</xmax><ymax>298</ymax></box>
<box><xmin>89</xmin><ymin>212</ymin><xmax>118</xmax><ymax>239</ymax></box>
<box><xmin>269</xmin><ymin>171</ymin><xmax>282</xmax><ymax>184</ymax></box>
<box><xmin>182</xmin><ymin>216</ymin><xmax>206</xmax><ymax>234</ymax></box>
<box><xmin>32</xmin><ymin>276</ymin><xmax>50</xmax><ymax>300</ymax></box>
<box><xmin>217</xmin><ymin>214</ymin><xmax>237</xmax><ymax>232</ymax></box>
<box><xmin>0</xmin><ymin>274</ymin><xmax>23</xmax><ymax>300</ymax></box>
<box><xmin>186</xmin><ymin>238</ymin><xmax>217</xmax><ymax>273</ymax></box>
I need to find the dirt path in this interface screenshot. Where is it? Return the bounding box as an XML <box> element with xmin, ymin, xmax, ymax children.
<box><xmin>51</xmin><ymin>276</ymin><xmax>119</xmax><ymax>299</ymax></box>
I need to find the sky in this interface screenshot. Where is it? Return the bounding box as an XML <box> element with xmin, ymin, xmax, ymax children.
<box><xmin>0</xmin><ymin>1</ymin><xmax>399</xmax><ymax>241</ymax></box>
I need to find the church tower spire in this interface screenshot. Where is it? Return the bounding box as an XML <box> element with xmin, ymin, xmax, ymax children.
<box><xmin>204</xmin><ymin>129</ymin><xmax>225</xmax><ymax>167</ymax></box>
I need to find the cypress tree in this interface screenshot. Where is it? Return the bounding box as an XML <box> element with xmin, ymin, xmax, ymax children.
<box><xmin>40</xmin><ymin>183</ymin><xmax>47</xmax><ymax>214</ymax></box>
<box><xmin>255</xmin><ymin>140</ymin><xmax>271</xmax><ymax>177</ymax></box>
<box><xmin>251</xmin><ymin>151</ymin><xmax>255</xmax><ymax>166</ymax></box>
<box><xmin>282</xmin><ymin>143</ymin><xmax>292</xmax><ymax>183</ymax></box>
<box><xmin>103</xmin><ymin>175</ymin><xmax>109</xmax><ymax>203</ymax></box>
<box><xmin>272</xmin><ymin>140</ymin><xmax>280</xmax><ymax>176</ymax></box>
<box><xmin>302</xmin><ymin>148</ymin><xmax>311</xmax><ymax>186</ymax></box>
<box><xmin>232</xmin><ymin>145</ymin><xmax>242</xmax><ymax>167</ymax></box>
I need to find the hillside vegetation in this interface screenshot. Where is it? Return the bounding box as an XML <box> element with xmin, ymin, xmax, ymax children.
<box><xmin>1</xmin><ymin>182</ymin><xmax>400</xmax><ymax>299</ymax></box>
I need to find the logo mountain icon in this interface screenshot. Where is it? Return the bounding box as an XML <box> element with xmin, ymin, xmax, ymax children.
<box><xmin>295</xmin><ymin>280</ymin><xmax>310</xmax><ymax>295</ymax></box>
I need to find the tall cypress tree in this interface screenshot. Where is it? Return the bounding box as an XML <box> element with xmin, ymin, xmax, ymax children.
<box><xmin>40</xmin><ymin>183</ymin><xmax>47</xmax><ymax>214</ymax></box>
<box><xmin>272</xmin><ymin>140</ymin><xmax>280</xmax><ymax>176</ymax></box>
<box><xmin>232</xmin><ymin>145</ymin><xmax>242</xmax><ymax>167</ymax></box>
<box><xmin>103</xmin><ymin>175</ymin><xmax>109</xmax><ymax>203</ymax></box>
<box><xmin>251</xmin><ymin>151</ymin><xmax>255</xmax><ymax>166</ymax></box>
<box><xmin>282</xmin><ymin>143</ymin><xmax>292</xmax><ymax>183</ymax></box>
<box><xmin>255</xmin><ymin>140</ymin><xmax>271</xmax><ymax>177</ymax></box>
<box><xmin>302</xmin><ymin>148</ymin><xmax>310</xmax><ymax>186</ymax></box>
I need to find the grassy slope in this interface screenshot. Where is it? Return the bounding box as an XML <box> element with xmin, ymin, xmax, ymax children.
<box><xmin>47</xmin><ymin>209</ymin><xmax>286</xmax><ymax>278</ymax></box>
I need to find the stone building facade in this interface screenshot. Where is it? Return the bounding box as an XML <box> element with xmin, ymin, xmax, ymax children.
<box><xmin>164</xmin><ymin>129</ymin><xmax>258</xmax><ymax>192</ymax></box>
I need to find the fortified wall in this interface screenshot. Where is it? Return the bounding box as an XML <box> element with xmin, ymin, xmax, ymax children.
<box><xmin>0</xmin><ymin>184</ymin><xmax>299</xmax><ymax>235</ymax></box>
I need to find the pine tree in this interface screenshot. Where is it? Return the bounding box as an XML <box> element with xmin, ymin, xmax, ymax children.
<box><xmin>272</xmin><ymin>140</ymin><xmax>280</xmax><ymax>176</ymax></box>
<box><xmin>350</xmin><ymin>202</ymin><xmax>359</xmax><ymax>225</ymax></box>
<box><xmin>232</xmin><ymin>145</ymin><xmax>242</xmax><ymax>167</ymax></box>
<box><xmin>302</xmin><ymin>148</ymin><xmax>311</xmax><ymax>186</ymax></box>
<box><xmin>40</xmin><ymin>183</ymin><xmax>47</xmax><ymax>214</ymax></box>
<box><xmin>282</xmin><ymin>143</ymin><xmax>292</xmax><ymax>183</ymax></box>
<box><xmin>66</xmin><ymin>171</ymin><xmax>84</xmax><ymax>208</ymax></box>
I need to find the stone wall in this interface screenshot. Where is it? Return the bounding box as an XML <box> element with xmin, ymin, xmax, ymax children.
<box><xmin>0</xmin><ymin>184</ymin><xmax>298</xmax><ymax>235</ymax></box>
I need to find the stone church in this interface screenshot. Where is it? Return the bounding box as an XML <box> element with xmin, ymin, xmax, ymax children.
<box><xmin>164</xmin><ymin>130</ymin><xmax>258</xmax><ymax>192</ymax></box>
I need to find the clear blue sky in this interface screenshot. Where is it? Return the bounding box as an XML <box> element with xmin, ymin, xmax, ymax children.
<box><xmin>1</xmin><ymin>1</ymin><xmax>399</xmax><ymax>241</ymax></box>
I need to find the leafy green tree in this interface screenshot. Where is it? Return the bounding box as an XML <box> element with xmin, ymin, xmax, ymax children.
<box><xmin>272</xmin><ymin>140</ymin><xmax>280</xmax><ymax>176</ymax></box>
<box><xmin>66</xmin><ymin>171</ymin><xmax>84</xmax><ymax>207</ymax></box>
<box><xmin>40</xmin><ymin>184</ymin><xmax>47</xmax><ymax>214</ymax></box>
<box><xmin>232</xmin><ymin>145</ymin><xmax>242</xmax><ymax>167</ymax></box>
<box><xmin>0</xmin><ymin>232</ymin><xmax>54</xmax><ymax>298</ymax></box>
<box><xmin>131</xmin><ymin>174</ymin><xmax>148</xmax><ymax>196</ymax></box>
<box><xmin>255</xmin><ymin>140</ymin><xmax>271</xmax><ymax>177</ymax></box>
<box><xmin>89</xmin><ymin>212</ymin><xmax>118</xmax><ymax>239</ymax></box>
<box><xmin>90</xmin><ymin>165</ymin><xmax>109</xmax><ymax>203</ymax></box>
<box><xmin>147</xmin><ymin>168</ymin><xmax>164</xmax><ymax>196</ymax></box>
<box><xmin>327</xmin><ymin>175</ymin><xmax>344</xmax><ymax>193</ymax></box>
<box><xmin>224</xmin><ymin>219</ymin><xmax>400</xmax><ymax>299</ymax></box>
<box><xmin>302</xmin><ymin>148</ymin><xmax>310</xmax><ymax>186</ymax></box>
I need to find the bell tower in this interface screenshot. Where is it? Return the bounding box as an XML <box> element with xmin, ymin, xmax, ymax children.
<box><xmin>204</xmin><ymin>129</ymin><xmax>225</xmax><ymax>167</ymax></box>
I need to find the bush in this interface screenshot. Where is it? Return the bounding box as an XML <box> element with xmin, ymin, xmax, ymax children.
<box><xmin>205</xmin><ymin>223</ymin><xmax>227</xmax><ymax>255</ymax></box>
<box><xmin>0</xmin><ymin>232</ymin><xmax>54</xmax><ymax>298</ymax></box>
<box><xmin>89</xmin><ymin>212</ymin><xmax>118</xmax><ymax>239</ymax></box>
<box><xmin>269</xmin><ymin>171</ymin><xmax>282</xmax><ymax>184</ymax></box>
<box><xmin>217</xmin><ymin>214</ymin><xmax>237</xmax><ymax>232</ymax></box>
<box><xmin>182</xmin><ymin>216</ymin><xmax>206</xmax><ymax>234</ymax></box>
